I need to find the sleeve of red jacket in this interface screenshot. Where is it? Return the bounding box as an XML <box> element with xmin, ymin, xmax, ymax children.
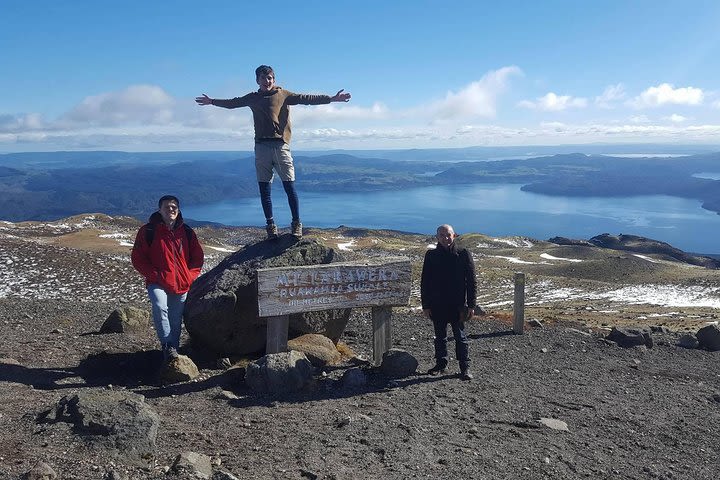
<box><xmin>187</xmin><ymin>229</ymin><xmax>204</xmax><ymax>281</ymax></box>
<box><xmin>130</xmin><ymin>226</ymin><xmax>157</xmax><ymax>283</ymax></box>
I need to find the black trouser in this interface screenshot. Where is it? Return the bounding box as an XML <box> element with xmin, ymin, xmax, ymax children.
<box><xmin>430</xmin><ymin>307</ymin><xmax>469</xmax><ymax>371</ymax></box>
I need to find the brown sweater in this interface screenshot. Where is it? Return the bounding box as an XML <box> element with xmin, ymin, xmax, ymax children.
<box><xmin>211</xmin><ymin>87</ymin><xmax>331</xmax><ymax>144</ymax></box>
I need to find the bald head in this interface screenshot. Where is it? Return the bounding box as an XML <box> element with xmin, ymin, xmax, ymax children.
<box><xmin>436</xmin><ymin>224</ymin><xmax>456</xmax><ymax>249</ymax></box>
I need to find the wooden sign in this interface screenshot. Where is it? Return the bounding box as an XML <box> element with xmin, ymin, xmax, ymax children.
<box><xmin>257</xmin><ymin>256</ymin><xmax>411</xmax><ymax>317</ymax></box>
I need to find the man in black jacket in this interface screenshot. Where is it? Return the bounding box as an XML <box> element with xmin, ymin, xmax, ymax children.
<box><xmin>421</xmin><ymin>224</ymin><xmax>477</xmax><ymax>380</ymax></box>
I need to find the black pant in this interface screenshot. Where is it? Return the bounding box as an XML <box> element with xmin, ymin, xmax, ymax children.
<box><xmin>430</xmin><ymin>307</ymin><xmax>469</xmax><ymax>371</ymax></box>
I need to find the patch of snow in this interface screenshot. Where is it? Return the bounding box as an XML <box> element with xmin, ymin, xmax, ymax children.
<box><xmin>491</xmin><ymin>238</ymin><xmax>533</xmax><ymax>248</ymax></box>
<box><xmin>338</xmin><ymin>239</ymin><xmax>356</xmax><ymax>251</ymax></box>
<box><xmin>119</xmin><ymin>241</ymin><xmax>134</xmax><ymax>247</ymax></box>
<box><xmin>489</xmin><ymin>255</ymin><xmax>541</xmax><ymax>265</ymax></box>
<box><xmin>99</xmin><ymin>233</ymin><xmax>129</xmax><ymax>239</ymax></box>
<box><xmin>207</xmin><ymin>245</ymin><xmax>235</xmax><ymax>253</ymax></box>
<box><xmin>633</xmin><ymin>254</ymin><xmax>659</xmax><ymax>263</ymax></box>
<box><xmin>597</xmin><ymin>285</ymin><xmax>720</xmax><ymax>309</ymax></box>
<box><xmin>540</xmin><ymin>253</ymin><xmax>583</xmax><ymax>263</ymax></box>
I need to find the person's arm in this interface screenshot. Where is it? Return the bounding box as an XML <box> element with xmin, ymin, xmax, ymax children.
<box><xmin>130</xmin><ymin>227</ymin><xmax>158</xmax><ymax>283</ymax></box>
<box><xmin>187</xmin><ymin>229</ymin><xmax>204</xmax><ymax>281</ymax></box>
<box><xmin>195</xmin><ymin>93</ymin><xmax>253</xmax><ymax>108</ymax></box>
<box><xmin>420</xmin><ymin>250</ymin><xmax>433</xmax><ymax>317</ymax></box>
<box><xmin>463</xmin><ymin>249</ymin><xmax>478</xmax><ymax>314</ymax></box>
<box><xmin>286</xmin><ymin>89</ymin><xmax>351</xmax><ymax>106</ymax></box>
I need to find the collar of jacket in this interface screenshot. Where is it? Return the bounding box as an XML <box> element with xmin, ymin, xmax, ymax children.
<box><xmin>148</xmin><ymin>210</ymin><xmax>185</xmax><ymax>230</ymax></box>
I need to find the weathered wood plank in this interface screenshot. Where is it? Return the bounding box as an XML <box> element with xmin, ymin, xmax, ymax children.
<box><xmin>513</xmin><ymin>272</ymin><xmax>525</xmax><ymax>334</ymax></box>
<box><xmin>257</xmin><ymin>257</ymin><xmax>411</xmax><ymax>317</ymax></box>
<box><xmin>266</xmin><ymin>315</ymin><xmax>289</xmax><ymax>353</ymax></box>
<box><xmin>372</xmin><ymin>306</ymin><xmax>392</xmax><ymax>366</ymax></box>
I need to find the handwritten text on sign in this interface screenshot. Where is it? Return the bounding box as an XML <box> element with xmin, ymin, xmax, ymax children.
<box><xmin>257</xmin><ymin>257</ymin><xmax>411</xmax><ymax>317</ymax></box>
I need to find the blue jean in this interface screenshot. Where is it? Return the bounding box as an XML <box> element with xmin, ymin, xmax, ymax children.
<box><xmin>147</xmin><ymin>285</ymin><xmax>187</xmax><ymax>349</ymax></box>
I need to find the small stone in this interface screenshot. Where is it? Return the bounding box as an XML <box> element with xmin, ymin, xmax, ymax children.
<box><xmin>540</xmin><ymin>348</ymin><xmax>548</xmax><ymax>353</ymax></box>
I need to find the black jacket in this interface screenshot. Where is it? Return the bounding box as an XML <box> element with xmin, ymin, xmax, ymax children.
<box><xmin>420</xmin><ymin>243</ymin><xmax>477</xmax><ymax>310</ymax></box>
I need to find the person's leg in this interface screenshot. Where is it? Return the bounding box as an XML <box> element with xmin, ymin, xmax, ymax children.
<box><xmin>258</xmin><ymin>182</ymin><xmax>274</xmax><ymax>221</ymax></box>
<box><xmin>147</xmin><ymin>284</ymin><xmax>171</xmax><ymax>350</ymax></box>
<box><xmin>282</xmin><ymin>181</ymin><xmax>300</xmax><ymax>222</ymax></box>
<box><xmin>255</xmin><ymin>143</ymin><xmax>277</xmax><ymax>238</ymax></box>
<box><xmin>166</xmin><ymin>291</ymin><xmax>187</xmax><ymax>352</ymax></box>
<box><xmin>429</xmin><ymin>313</ymin><xmax>449</xmax><ymax>373</ymax></box>
<box><xmin>274</xmin><ymin>143</ymin><xmax>303</xmax><ymax>236</ymax></box>
<box><xmin>450</xmin><ymin>310</ymin><xmax>471</xmax><ymax>379</ymax></box>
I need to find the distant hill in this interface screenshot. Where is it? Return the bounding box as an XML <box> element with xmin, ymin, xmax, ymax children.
<box><xmin>1</xmin><ymin>150</ymin><xmax>719</xmax><ymax>221</ymax></box>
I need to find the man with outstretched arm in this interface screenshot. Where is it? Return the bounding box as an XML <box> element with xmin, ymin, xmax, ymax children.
<box><xmin>131</xmin><ymin>195</ymin><xmax>204</xmax><ymax>363</ymax></box>
<box><xmin>421</xmin><ymin>224</ymin><xmax>477</xmax><ymax>381</ymax></box>
<box><xmin>196</xmin><ymin>65</ymin><xmax>351</xmax><ymax>240</ymax></box>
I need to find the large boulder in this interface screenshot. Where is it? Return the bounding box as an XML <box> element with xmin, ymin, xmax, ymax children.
<box><xmin>37</xmin><ymin>391</ymin><xmax>159</xmax><ymax>464</ymax></box>
<box><xmin>696</xmin><ymin>324</ymin><xmax>720</xmax><ymax>351</ymax></box>
<box><xmin>184</xmin><ymin>237</ymin><xmax>351</xmax><ymax>355</ymax></box>
<box><xmin>287</xmin><ymin>334</ymin><xmax>342</xmax><ymax>367</ymax></box>
<box><xmin>607</xmin><ymin>327</ymin><xmax>653</xmax><ymax>348</ymax></box>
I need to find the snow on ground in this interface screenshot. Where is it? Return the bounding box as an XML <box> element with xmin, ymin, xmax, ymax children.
<box><xmin>633</xmin><ymin>254</ymin><xmax>659</xmax><ymax>263</ymax></box>
<box><xmin>540</xmin><ymin>253</ymin><xmax>583</xmax><ymax>263</ymax></box>
<box><xmin>206</xmin><ymin>245</ymin><xmax>235</xmax><ymax>253</ymax></box>
<box><xmin>99</xmin><ymin>233</ymin><xmax>129</xmax><ymax>239</ymax></box>
<box><xmin>597</xmin><ymin>285</ymin><xmax>720</xmax><ymax>309</ymax></box>
<box><xmin>337</xmin><ymin>239</ymin><xmax>356</xmax><ymax>251</ymax></box>
<box><xmin>489</xmin><ymin>238</ymin><xmax>534</xmax><ymax>248</ymax></box>
<box><xmin>488</xmin><ymin>255</ymin><xmax>545</xmax><ymax>265</ymax></box>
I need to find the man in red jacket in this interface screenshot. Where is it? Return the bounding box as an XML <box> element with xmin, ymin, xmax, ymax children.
<box><xmin>131</xmin><ymin>195</ymin><xmax>204</xmax><ymax>361</ymax></box>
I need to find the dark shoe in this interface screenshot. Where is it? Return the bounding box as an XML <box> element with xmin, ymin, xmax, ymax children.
<box><xmin>266</xmin><ymin>222</ymin><xmax>278</xmax><ymax>240</ymax></box>
<box><xmin>167</xmin><ymin>346</ymin><xmax>179</xmax><ymax>360</ymax></box>
<box><xmin>291</xmin><ymin>220</ymin><xmax>303</xmax><ymax>238</ymax></box>
<box><xmin>460</xmin><ymin>370</ymin><xmax>474</xmax><ymax>381</ymax></box>
<box><xmin>427</xmin><ymin>364</ymin><xmax>448</xmax><ymax>376</ymax></box>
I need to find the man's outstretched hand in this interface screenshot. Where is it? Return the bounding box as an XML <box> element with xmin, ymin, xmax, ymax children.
<box><xmin>330</xmin><ymin>89</ymin><xmax>351</xmax><ymax>102</ymax></box>
<box><xmin>195</xmin><ymin>94</ymin><xmax>212</xmax><ymax>106</ymax></box>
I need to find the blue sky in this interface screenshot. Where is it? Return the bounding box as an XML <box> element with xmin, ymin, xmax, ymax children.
<box><xmin>3</xmin><ymin>0</ymin><xmax>720</xmax><ymax>152</ymax></box>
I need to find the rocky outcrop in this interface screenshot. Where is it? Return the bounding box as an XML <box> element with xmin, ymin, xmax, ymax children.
<box><xmin>696</xmin><ymin>324</ymin><xmax>720</xmax><ymax>351</ymax></box>
<box><xmin>287</xmin><ymin>334</ymin><xmax>342</xmax><ymax>367</ymax></box>
<box><xmin>589</xmin><ymin>233</ymin><xmax>720</xmax><ymax>268</ymax></box>
<box><xmin>607</xmin><ymin>327</ymin><xmax>653</xmax><ymax>348</ymax></box>
<box><xmin>100</xmin><ymin>306</ymin><xmax>150</xmax><ymax>334</ymax></box>
<box><xmin>184</xmin><ymin>236</ymin><xmax>351</xmax><ymax>355</ymax></box>
<box><xmin>380</xmin><ymin>348</ymin><xmax>418</xmax><ymax>378</ymax></box>
<box><xmin>245</xmin><ymin>351</ymin><xmax>314</xmax><ymax>395</ymax></box>
<box><xmin>160</xmin><ymin>355</ymin><xmax>200</xmax><ymax>384</ymax></box>
<box><xmin>547</xmin><ymin>236</ymin><xmax>594</xmax><ymax>247</ymax></box>
<box><xmin>37</xmin><ymin>391</ymin><xmax>159</xmax><ymax>464</ymax></box>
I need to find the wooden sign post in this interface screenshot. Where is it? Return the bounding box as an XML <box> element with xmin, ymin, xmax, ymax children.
<box><xmin>513</xmin><ymin>272</ymin><xmax>525</xmax><ymax>334</ymax></box>
<box><xmin>257</xmin><ymin>257</ymin><xmax>411</xmax><ymax>365</ymax></box>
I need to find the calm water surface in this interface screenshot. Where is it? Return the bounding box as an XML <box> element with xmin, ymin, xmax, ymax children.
<box><xmin>182</xmin><ymin>183</ymin><xmax>720</xmax><ymax>254</ymax></box>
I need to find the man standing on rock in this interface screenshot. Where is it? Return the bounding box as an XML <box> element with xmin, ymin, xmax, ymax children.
<box><xmin>131</xmin><ymin>195</ymin><xmax>204</xmax><ymax>362</ymax></box>
<box><xmin>421</xmin><ymin>224</ymin><xmax>477</xmax><ymax>381</ymax></box>
<box><xmin>196</xmin><ymin>65</ymin><xmax>351</xmax><ymax>240</ymax></box>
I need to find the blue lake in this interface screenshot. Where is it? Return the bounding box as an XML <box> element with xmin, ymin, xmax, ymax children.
<box><xmin>182</xmin><ymin>183</ymin><xmax>720</xmax><ymax>255</ymax></box>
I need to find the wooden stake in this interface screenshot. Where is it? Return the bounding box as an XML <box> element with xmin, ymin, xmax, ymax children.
<box><xmin>513</xmin><ymin>272</ymin><xmax>525</xmax><ymax>334</ymax></box>
<box><xmin>266</xmin><ymin>315</ymin><xmax>289</xmax><ymax>353</ymax></box>
<box><xmin>372</xmin><ymin>306</ymin><xmax>392</xmax><ymax>366</ymax></box>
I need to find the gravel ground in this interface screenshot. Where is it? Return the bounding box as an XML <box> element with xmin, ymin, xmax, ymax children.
<box><xmin>1</xmin><ymin>297</ymin><xmax>719</xmax><ymax>480</ymax></box>
<box><xmin>1</xmin><ymin>216</ymin><xmax>719</xmax><ymax>479</ymax></box>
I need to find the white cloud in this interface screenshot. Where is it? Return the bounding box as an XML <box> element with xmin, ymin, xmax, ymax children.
<box><xmin>629</xmin><ymin>115</ymin><xmax>650</xmax><ymax>124</ymax></box>
<box><xmin>713</xmin><ymin>99</ymin><xmax>720</xmax><ymax>109</ymax></box>
<box><xmin>518</xmin><ymin>92</ymin><xmax>588</xmax><ymax>111</ymax></box>
<box><xmin>62</xmin><ymin>85</ymin><xmax>176</xmax><ymax>127</ymax></box>
<box><xmin>425</xmin><ymin>66</ymin><xmax>523</xmax><ymax>121</ymax></box>
<box><xmin>630</xmin><ymin>83</ymin><xmax>704</xmax><ymax>108</ymax></box>
<box><xmin>663</xmin><ymin>114</ymin><xmax>688</xmax><ymax>123</ymax></box>
<box><xmin>595</xmin><ymin>83</ymin><xmax>626</xmax><ymax>108</ymax></box>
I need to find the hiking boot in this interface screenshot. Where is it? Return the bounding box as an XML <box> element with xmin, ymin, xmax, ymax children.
<box><xmin>291</xmin><ymin>220</ymin><xmax>303</xmax><ymax>238</ymax></box>
<box><xmin>266</xmin><ymin>222</ymin><xmax>278</xmax><ymax>240</ymax></box>
<box><xmin>427</xmin><ymin>364</ymin><xmax>448</xmax><ymax>376</ymax></box>
<box><xmin>460</xmin><ymin>370</ymin><xmax>474</xmax><ymax>381</ymax></box>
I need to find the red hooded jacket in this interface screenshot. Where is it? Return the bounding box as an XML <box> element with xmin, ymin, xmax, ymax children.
<box><xmin>131</xmin><ymin>211</ymin><xmax>204</xmax><ymax>294</ymax></box>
